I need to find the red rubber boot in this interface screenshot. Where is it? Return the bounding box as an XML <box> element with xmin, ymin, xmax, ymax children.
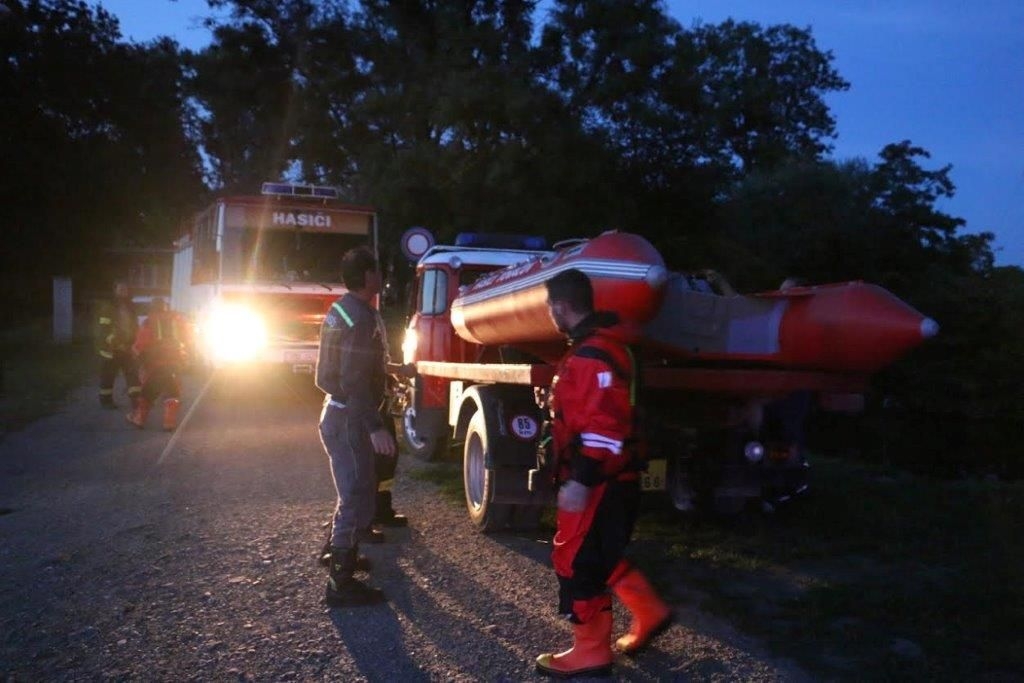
<box><xmin>535</xmin><ymin>609</ymin><xmax>613</xmax><ymax>678</ymax></box>
<box><xmin>162</xmin><ymin>398</ymin><xmax>181</xmax><ymax>431</ymax></box>
<box><xmin>610</xmin><ymin>567</ymin><xmax>671</xmax><ymax>655</ymax></box>
<box><xmin>126</xmin><ymin>397</ymin><xmax>152</xmax><ymax>429</ymax></box>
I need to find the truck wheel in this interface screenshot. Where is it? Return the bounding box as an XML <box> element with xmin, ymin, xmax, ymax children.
<box><xmin>510</xmin><ymin>504</ymin><xmax>544</xmax><ymax>531</ymax></box>
<box><xmin>399</xmin><ymin>403</ymin><xmax>450</xmax><ymax>461</ymax></box>
<box><xmin>666</xmin><ymin>454</ymin><xmax>698</xmax><ymax>513</ymax></box>
<box><xmin>463</xmin><ymin>412</ymin><xmax>512</xmax><ymax>531</ymax></box>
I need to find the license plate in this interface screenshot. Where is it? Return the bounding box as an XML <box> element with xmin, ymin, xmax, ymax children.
<box><xmin>641</xmin><ymin>459</ymin><xmax>667</xmax><ymax>491</ymax></box>
<box><xmin>284</xmin><ymin>349</ymin><xmax>317</xmax><ymax>364</ymax></box>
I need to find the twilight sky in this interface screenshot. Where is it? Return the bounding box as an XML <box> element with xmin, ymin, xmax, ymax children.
<box><xmin>94</xmin><ymin>0</ymin><xmax>1024</xmax><ymax>266</ymax></box>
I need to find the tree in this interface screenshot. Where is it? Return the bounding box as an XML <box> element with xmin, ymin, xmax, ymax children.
<box><xmin>535</xmin><ymin>5</ymin><xmax>850</xmax><ymax>247</ymax></box>
<box><xmin>688</xmin><ymin>20</ymin><xmax>848</xmax><ymax>172</ymax></box>
<box><xmin>0</xmin><ymin>0</ymin><xmax>204</xmax><ymax>318</ymax></box>
<box><xmin>187</xmin><ymin>0</ymin><xmax>336</xmax><ymax>191</ymax></box>
<box><xmin>341</xmin><ymin>0</ymin><xmax>610</xmax><ymax>244</ymax></box>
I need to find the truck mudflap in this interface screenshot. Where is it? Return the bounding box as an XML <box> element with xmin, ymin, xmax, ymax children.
<box><xmin>452</xmin><ymin>384</ymin><xmax>543</xmax><ymax>470</ymax></box>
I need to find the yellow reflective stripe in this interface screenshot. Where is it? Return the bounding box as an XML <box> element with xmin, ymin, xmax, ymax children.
<box><xmin>331</xmin><ymin>302</ymin><xmax>354</xmax><ymax>327</ymax></box>
<box><xmin>99</xmin><ymin>351</ymin><xmax>114</xmax><ymax>359</ymax></box>
<box><xmin>128</xmin><ymin>386</ymin><xmax>141</xmax><ymax>395</ymax></box>
<box><xmin>99</xmin><ymin>317</ymin><xmax>112</xmax><ymax>324</ymax></box>
<box><xmin>99</xmin><ymin>388</ymin><xmax>114</xmax><ymax>396</ymax></box>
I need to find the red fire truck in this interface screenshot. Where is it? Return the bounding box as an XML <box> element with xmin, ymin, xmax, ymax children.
<box><xmin>393</xmin><ymin>230</ymin><xmax>937</xmax><ymax>530</ymax></box>
<box><xmin>170</xmin><ymin>183</ymin><xmax>378</xmax><ymax>374</ymax></box>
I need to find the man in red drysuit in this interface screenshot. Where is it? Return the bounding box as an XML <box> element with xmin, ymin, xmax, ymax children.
<box><xmin>535</xmin><ymin>268</ymin><xmax>671</xmax><ymax>678</ymax></box>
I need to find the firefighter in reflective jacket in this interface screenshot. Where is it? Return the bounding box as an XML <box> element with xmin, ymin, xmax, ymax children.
<box><xmin>127</xmin><ymin>298</ymin><xmax>189</xmax><ymax>431</ymax></box>
<box><xmin>536</xmin><ymin>269</ymin><xmax>671</xmax><ymax>679</ymax></box>
<box><xmin>94</xmin><ymin>281</ymin><xmax>141</xmax><ymax>408</ymax></box>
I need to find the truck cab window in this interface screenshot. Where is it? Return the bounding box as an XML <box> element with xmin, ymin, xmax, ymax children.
<box><xmin>420</xmin><ymin>269</ymin><xmax>449</xmax><ymax>315</ymax></box>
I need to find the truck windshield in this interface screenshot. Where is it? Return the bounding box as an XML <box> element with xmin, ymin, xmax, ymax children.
<box><xmin>221</xmin><ymin>227</ymin><xmax>367</xmax><ymax>283</ymax></box>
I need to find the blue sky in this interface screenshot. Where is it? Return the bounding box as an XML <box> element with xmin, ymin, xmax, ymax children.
<box><xmin>95</xmin><ymin>0</ymin><xmax>1024</xmax><ymax>266</ymax></box>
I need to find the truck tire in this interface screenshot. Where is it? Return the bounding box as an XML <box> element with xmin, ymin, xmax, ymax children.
<box><xmin>463</xmin><ymin>411</ymin><xmax>512</xmax><ymax>531</ymax></box>
<box><xmin>509</xmin><ymin>504</ymin><xmax>545</xmax><ymax>531</ymax></box>
<box><xmin>399</xmin><ymin>403</ymin><xmax>450</xmax><ymax>462</ymax></box>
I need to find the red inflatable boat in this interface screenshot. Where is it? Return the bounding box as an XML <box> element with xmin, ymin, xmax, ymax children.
<box><xmin>450</xmin><ymin>231</ymin><xmax>668</xmax><ymax>346</ymax></box>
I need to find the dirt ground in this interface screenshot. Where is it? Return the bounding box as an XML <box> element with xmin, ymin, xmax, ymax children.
<box><xmin>0</xmin><ymin>371</ymin><xmax>811</xmax><ymax>681</ymax></box>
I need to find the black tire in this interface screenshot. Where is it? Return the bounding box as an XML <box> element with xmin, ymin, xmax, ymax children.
<box><xmin>463</xmin><ymin>411</ymin><xmax>512</xmax><ymax>531</ymax></box>
<box><xmin>509</xmin><ymin>504</ymin><xmax>545</xmax><ymax>531</ymax></box>
<box><xmin>398</xmin><ymin>402</ymin><xmax>450</xmax><ymax>461</ymax></box>
<box><xmin>666</xmin><ymin>453</ymin><xmax>698</xmax><ymax>513</ymax></box>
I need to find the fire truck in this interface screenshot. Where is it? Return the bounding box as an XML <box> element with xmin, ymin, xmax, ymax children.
<box><xmin>393</xmin><ymin>230</ymin><xmax>937</xmax><ymax>531</ymax></box>
<box><xmin>170</xmin><ymin>183</ymin><xmax>378</xmax><ymax>374</ymax></box>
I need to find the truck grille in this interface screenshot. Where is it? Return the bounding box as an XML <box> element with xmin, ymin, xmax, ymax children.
<box><xmin>272</xmin><ymin>320</ymin><xmax>322</xmax><ymax>343</ymax></box>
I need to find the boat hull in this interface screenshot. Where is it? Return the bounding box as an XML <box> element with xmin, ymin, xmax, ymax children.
<box><xmin>450</xmin><ymin>232</ymin><xmax>668</xmax><ymax>347</ymax></box>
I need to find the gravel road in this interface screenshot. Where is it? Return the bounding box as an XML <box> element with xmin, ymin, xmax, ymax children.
<box><xmin>0</xmin><ymin>370</ymin><xmax>810</xmax><ymax>681</ymax></box>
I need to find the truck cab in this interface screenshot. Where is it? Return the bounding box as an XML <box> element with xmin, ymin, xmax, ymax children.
<box><xmin>396</xmin><ymin>234</ymin><xmax>550</xmax><ymax>460</ymax></box>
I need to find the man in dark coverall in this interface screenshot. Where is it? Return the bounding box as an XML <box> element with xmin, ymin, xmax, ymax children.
<box><xmin>536</xmin><ymin>269</ymin><xmax>671</xmax><ymax>678</ymax></box>
<box><xmin>94</xmin><ymin>281</ymin><xmax>141</xmax><ymax>409</ymax></box>
<box><xmin>315</xmin><ymin>246</ymin><xmax>396</xmax><ymax>607</ymax></box>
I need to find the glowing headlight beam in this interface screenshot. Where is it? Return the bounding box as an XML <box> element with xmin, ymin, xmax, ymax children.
<box><xmin>203</xmin><ymin>303</ymin><xmax>268</xmax><ymax>363</ymax></box>
<box><xmin>402</xmin><ymin>328</ymin><xmax>418</xmax><ymax>365</ymax></box>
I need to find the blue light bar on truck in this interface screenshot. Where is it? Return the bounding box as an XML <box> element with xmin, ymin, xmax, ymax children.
<box><xmin>454</xmin><ymin>233</ymin><xmax>548</xmax><ymax>250</ymax></box>
<box><xmin>261</xmin><ymin>182</ymin><xmax>340</xmax><ymax>199</ymax></box>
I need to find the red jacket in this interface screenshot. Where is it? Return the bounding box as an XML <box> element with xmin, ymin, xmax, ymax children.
<box><xmin>133</xmin><ymin>311</ymin><xmax>190</xmax><ymax>369</ymax></box>
<box><xmin>550</xmin><ymin>312</ymin><xmax>640</xmax><ymax>486</ymax></box>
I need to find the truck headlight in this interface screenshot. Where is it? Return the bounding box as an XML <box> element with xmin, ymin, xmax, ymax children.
<box><xmin>402</xmin><ymin>328</ymin><xmax>418</xmax><ymax>365</ymax></box>
<box><xmin>204</xmin><ymin>304</ymin><xmax>267</xmax><ymax>363</ymax></box>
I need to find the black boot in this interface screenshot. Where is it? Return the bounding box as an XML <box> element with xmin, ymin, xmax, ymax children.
<box><xmin>100</xmin><ymin>395</ymin><xmax>117</xmax><ymax>409</ymax></box>
<box><xmin>324</xmin><ymin>548</ymin><xmax>385</xmax><ymax>607</ymax></box>
<box><xmin>320</xmin><ymin>518</ymin><xmax>383</xmax><ymax>541</ymax></box>
<box><xmin>358</xmin><ymin>527</ymin><xmax>386</xmax><ymax>544</ymax></box>
<box><xmin>374</xmin><ymin>491</ymin><xmax>408</xmax><ymax>527</ymax></box>
<box><xmin>318</xmin><ymin>539</ymin><xmax>371</xmax><ymax>571</ymax></box>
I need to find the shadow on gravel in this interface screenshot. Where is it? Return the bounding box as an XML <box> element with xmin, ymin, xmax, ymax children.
<box><xmin>481</xmin><ymin>528</ymin><xmax>552</xmax><ymax>567</ymax></box>
<box><xmin>370</xmin><ymin>543</ymin><xmax>547</xmax><ymax>678</ymax></box>
<box><xmin>328</xmin><ymin>606</ymin><xmax>425</xmax><ymax>681</ymax></box>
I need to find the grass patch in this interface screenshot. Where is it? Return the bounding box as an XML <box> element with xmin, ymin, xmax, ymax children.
<box><xmin>409</xmin><ymin>462</ymin><xmax>465</xmax><ymax>506</ymax></box>
<box><xmin>630</xmin><ymin>456</ymin><xmax>1024</xmax><ymax>681</ymax></box>
<box><xmin>0</xmin><ymin>320</ymin><xmax>94</xmax><ymax>436</ymax></box>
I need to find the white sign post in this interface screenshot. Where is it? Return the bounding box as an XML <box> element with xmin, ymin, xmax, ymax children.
<box><xmin>52</xmin><ymin>277</ymin><xmax>73</xmax><ymax>344</ymax></box>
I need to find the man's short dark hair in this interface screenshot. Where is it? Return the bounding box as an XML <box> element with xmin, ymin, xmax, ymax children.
<box><xmin>545</xmin><ymin>268</ymin><xmax>593</xmax><ymax>315</ymax></box>
<box><xmin>341</xmin><ymin>246</ymin><xmax>377</xmax><ymax>290</ymax></box>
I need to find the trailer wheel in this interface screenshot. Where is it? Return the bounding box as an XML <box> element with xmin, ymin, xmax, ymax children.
<box><xmin>666</xmin><ymin>454</ymin><xmax>698</xmax><ymax>513</ymax></box>
<box><xmin>399</xmin><ymin>402</ymin><xmax>450</xmax><ymax>461</ymax></box>
<box><xmin>463</xmin><ymin>412</ymin><xmax>512</xmax><ymax>531</ymax></box>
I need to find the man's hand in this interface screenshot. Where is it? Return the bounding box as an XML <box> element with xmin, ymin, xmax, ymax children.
<box><xmin>557</xmin><ymin>480</ymin><xmax>589</xmax><ymax>512</ymax></box>
<box><xmin>370</xmin><ymin>428</ymin><xmax>397</xmax><ymax>457</ymax></box>
<box><xmin>386</xmin><ymin>362</ymin><xmax>417</xmax><ymax>379</ymax></box>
